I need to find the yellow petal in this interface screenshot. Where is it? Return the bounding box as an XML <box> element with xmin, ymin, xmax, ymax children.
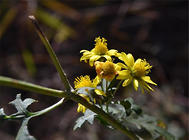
<box><xmin>103</xmin><ymin>55</ymin><xmax>112</xmax><ymax>61</ymax></box>
<box><xmin>126</xmin><ymin>53</ymin><xmax>134</xmax><ymax>68</ymax></box>
<box><xmin>95</xmin><ymin>89</ymin><xmax>106</xmax><ymax>96</ymax></box>
<box><xmin>133</xmin><ymin>79</ymin><xmax>139</xmax><ymax>91</ymax></box>
<box><xmin>141</xmin><ymin>81</ymin><xmax>153</xmax><ymax>92</ymax></box>
<box><xmin>117</xmin><ymin>70</ymin><xmax>130</xmax><ymax>79</ymax></box>
<box><xmin>122</xmin><ymin>78</ymin><xmax>132</xmax><ymax>87</ymax></box>
<box><xmin>114</xmin><ymin>64</ymin><xmax>121</xmax><ymax>71</ymax></box>
<box><xmin>142</xmin><ymin>76</ymin><xmax>157</xmax><ymax>85</ymax></box>
<box><xmin>107</xmin><ymin>49</ymin><xmax>118</xmax><ymax>56</ymax></box>
<box><xmin>80</xmin><ymin>50</ymin><xmax>88</xmax><ymax>53</ymax></box>
<box><xmin>77</xmin><ymin>104</ymin><xmax>86</xmax><ymax>113</ymax></box>
<box><xmin>117</xmin><ymin>52</ymin><xmax>127</xmax><ymax>62</ymax></box>
<box><xmin>93</xmin><ymin>76</ymin><xmax>101</xmax><ymax>87</ymax></box>
<box><xmin>89</xmin><ymin>55</ymin><xmax>101</xmax><ymax>66</ymax></box>
<box><xmin>80</xmin><ymin>52</ymin><xmax>93</xmax><ymax>61</ymax></box>
<box><xmin>117</xmin><ymin>62</ymin><xmax>127</xmax><ymax>69</ymax></box>
<box><xmin>145</xmin><ymin>83</ymin><xmax>154</xmax><ymax>91</ymax></box>
<box><xmin>77</xmin><ymin>104</ymin><xmax>81</xmax><ymax>112</ymax></box>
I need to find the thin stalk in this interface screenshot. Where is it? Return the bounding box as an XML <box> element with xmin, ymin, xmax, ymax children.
<box><xmin>0</xmin><ymin>76</ymin><xmax>138</xmax><ymax>140</ymax></box>
<box><xmin>31</xmin><ymin>98</ymin><xmax>65</xmax><ymax>117</ymax></box>
<box><xmin>28</xmin><ymin>15</ymin><xmax>72</xmax><ymax>92</ymax></box>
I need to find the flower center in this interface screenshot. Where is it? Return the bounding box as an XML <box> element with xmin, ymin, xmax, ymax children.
<box><xmin>133</xmin><ymin>59</ymin><xmax>152</xmax><ymax>77</ymax></box>
<box><xmin>94</xmin><ymin>37</ymin><xmax>108</xmax><ymax>55</ymax></box>
<box><xmin>74</xmin><ymin>75</ymin><xmax>93</xmax><ymax>89</ymax></box>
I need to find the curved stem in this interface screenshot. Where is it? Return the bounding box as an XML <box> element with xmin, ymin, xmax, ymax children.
<box><xmin>0</xmin><ymin>76</ymin><xmax>138</xmax><ymax>140</ymax></box>
<box><xmin>31</xmin><ymin>98</ymin><xmax>65</xmax><ymax>117</ymax></box>
<box><xmin>28</xmin><ymin>15</ymin><xmax>72</xmax><ymax>92</ymax></box>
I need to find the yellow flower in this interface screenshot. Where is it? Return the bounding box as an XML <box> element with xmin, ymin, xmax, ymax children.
<box><xmin>74</xmin><ymin>75</ymin><xmax>95</xmax><ymax>89</ymax></box>
<box><xmin>95</xmin><ymin>61</ymin><xmax>120</xmax><ymax>81</ymax></box>
<box><xmin>74</xmin><ymin>75</ymin><xmax>105</xmax><ymax>96</ymax></box>
<box><xmin>117</xmin><ymin>52</ymin><xmax>157</xmax><ymax>92</ymax></box>
<box><xmin>80</xmin><ymin>37</ymin><xmax>118</xmax><ymax>66</ymax></box>
<box><xmin>77</xmin><ymin>94</ymin><xmax>90</xmax><ymax>113</ymax></box>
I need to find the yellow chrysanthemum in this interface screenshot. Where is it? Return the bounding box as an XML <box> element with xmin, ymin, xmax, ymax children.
<box><xmin>74</xmin><ymin>75</ymin><xmax>94</xmax><ymax>89</ymax></box>
<box><xmin>95</xmin><ymin>61</ymin><xmax>120</xmax><ymax>81</ymax></box>
<box><xmin>77</xmin><ymin>94</ymin><xmax>90</xmax><ymax>113</ymax></box>
<box><xmin>80</xmin><ymin>37</ymin><xmax>118</xmax><ymax>66</ymax></box>
<box><xmin>74</xmin><ymin>75</ymin><xmax>106</xmax><ymax>96</ymax></box>
<box><xmin>116</xmin><ymin>52</ymin><xmax>157</xmax><ymax>92</ymax></box>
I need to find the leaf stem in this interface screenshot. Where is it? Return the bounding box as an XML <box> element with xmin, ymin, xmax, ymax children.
<box><xmin>28</xmin><ymin>15</ymin><xmax>72</xmax><ymax>92</ymax></box>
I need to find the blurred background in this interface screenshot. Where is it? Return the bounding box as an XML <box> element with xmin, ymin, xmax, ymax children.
<box><xmin>0</xmin><ymin>0</ymin><xmax>188</xmax><ymax>140</ymax></box>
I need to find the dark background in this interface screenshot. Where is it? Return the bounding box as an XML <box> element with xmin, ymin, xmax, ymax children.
<box><xmin>0</xmin><ymin>0</ymin><xmax>188</xmax><ymax>140</ymax></box>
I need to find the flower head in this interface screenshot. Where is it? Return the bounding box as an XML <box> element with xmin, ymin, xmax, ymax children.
<box><xmin>117</xmin><ymin>52</ymin><xmax>157</xmax><ymax>92</ymax></box>
<box><xmin>74</xmin><ymin>75</ymin><xmax>105</xmax><ymax>96</ymax></box>
<box><xmin>74</xmin><ymin>75</ymin><xmax>95</xmax><ymax>89</ymax></box>
<box><xmin>95</xmin><ymin>61</ymin><xmax>120</xmax><ymax>81</ymax></box>
<box><xmin>80</xmin><ymin>37</ymin><xmax>118</xmax><ymax>66</ymax></box>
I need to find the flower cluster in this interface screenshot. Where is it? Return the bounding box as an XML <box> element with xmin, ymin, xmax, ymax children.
<box><xmin>74</xmin><ymin>36</ymin><xmax>157</xmax><ymax>113</ymax></box>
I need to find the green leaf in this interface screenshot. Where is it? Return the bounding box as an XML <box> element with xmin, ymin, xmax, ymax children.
<box><xmin>101</xmin><ymin>98</ymin><xmax>175</xmax><ymax>140</ymax></box>
<box><xmin>16</xmin><ymin>117</ymin><xmax>36</xmax><ymax>140</ymax></box>
<box><xmin>104</xmin><ymin>104</ymin><xmax>126</xmax><ymax>121</ymax></box>
<box><xmin>1</xmin><ymin>94</ymin><xmax>37</xmax><ymax>140</ymax></box>
<box><xmin>73</xmin><ymin>109</ymin><xmax>96</xmax><ymax>130</ymax></box>
<box><xmin>9</xmin><ymin>94</ymin><xmax>37</xmax><ymax>116</ymax></box>
<box><xmin>124</xmin><ymin>114</ymin><xmax>175</xmax><ymax>140</ymax></box>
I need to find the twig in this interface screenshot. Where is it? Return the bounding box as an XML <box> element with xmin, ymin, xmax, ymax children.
<box><xmin>28</xmin><ymin>15</ymin><xmax>72</xmax><ymax>92</ymax></box>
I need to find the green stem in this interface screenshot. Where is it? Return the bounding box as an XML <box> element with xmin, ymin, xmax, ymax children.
<box><xmin>31</xmin><ymin>98</ymin><xmax>65</xmax><ymax>117</ymax></box>
<box><xmin>0</xmin><ymin>76</ymin><xmax>64</xmax><ymax>98</ymax></box>
<box><xmin>28</xmin><ymin>15</ymin><xmax>72</xmax><ymax>92</ymax></box>
<box><xmin>0</xmin><ymin>76</ymin><xmax>138</xmax><ymax>140</ymax></box>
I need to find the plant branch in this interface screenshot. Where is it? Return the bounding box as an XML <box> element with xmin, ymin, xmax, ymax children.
<box><xmin>0</xmin><ymin>76</ymin><xmax>64</xmax><ymax>98</ymax></box>
<box><xmin>28</xmin><ymin>15</ymin><xmax>72</xmax><ymax>92</ymax></box>
<box><xmin>31</xmin><ymin>98</ymin><xmax>65</xmax><ymax>117</ymax></box>
<box><xmin>0</xmin><ymin>76</ymin><xmax>138</xmax><ymax>140</ymax></box>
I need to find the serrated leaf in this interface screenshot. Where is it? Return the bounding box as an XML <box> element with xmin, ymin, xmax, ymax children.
<box><xmin>16</xmin><ymin>117</ymin><xmax>36</xmax><ymax>140</ymax></box>
<box><xmin>104</xmin><ymin>104</ymin><xmax>126</xmax><ymax>121</ymax></box>
<box><xmin>73</xmin><ymin>109</ymin><xmax>96</xmax><ymax>130</ymax></box>
<box><xmin>23</xmin><ymin>98</ymin><xmax>37</xmax><ymax>109</ymax></box>
<box><xmin>124</xmin><ymin>114</ymin><xmax>175</xmax><ymax>140</ymax></box>
<box><xmin>105</xmin><ymin>98</ymin><xmax>175</xmax><ymax>140</ymax></box>
<box><xmin>9</xmin><ymin>94</ymin><xmax>37</xmax><ymax>116</ymax></box>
